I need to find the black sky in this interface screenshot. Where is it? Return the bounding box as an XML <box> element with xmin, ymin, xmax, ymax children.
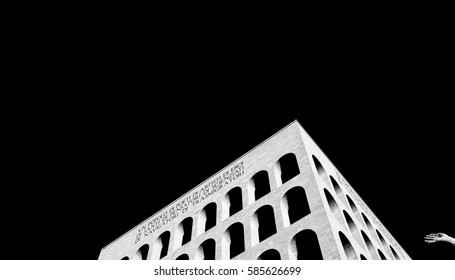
<box><xmin>3</xmin><ymin>91</ymin><xmax>454</xmax><ymax>260</ymax></box>
<box><xmin>2</xmin><ymin>22</ymin><xmax>453</xmax><ymax>260</ymax></box>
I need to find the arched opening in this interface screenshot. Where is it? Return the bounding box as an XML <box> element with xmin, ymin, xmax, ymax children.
<box><xmin>181</xmin><ymin>217</ymin><xmax>193</xmax><ymax>245</ymax></box>
<box><xmin>275</xmin><ymin>153</ymin><xmax>300</xmax><ymax>185</ymax></box>
<box><xmin>249</xmin><ymin>170</ymin><xmax>271</xmax><ymax>202</ymax></box>
<box><xmin>222</xmin><ymin>187</ymin><xmax>243</xmax><ymax>220</ymax></box>
<box><xmin>360</xmin><ymin>254</ymin><xmax>367</xmax><ymax>260</ymax></box>
<box><xmin>132</xmin><ymin>243</ymin><xmax>149</xmax><ymax>260</ymax></box>
<box><xmin>289</xmin><ymin>229</ymin><xmax>323</xmax><ymax>260</ymax></box>
<box><xmin>361</xmin><ymin>213</ymin><xmax>379</xmax><ymax>243</ymax></box>
<box><xmin>346</xmin><ymin>195</ymin><xmax>358</xmax><ymax>213</ymax></box>
<box><xmin>281</xmin><ymin>186</ymin><xmax>310</xmax><ymax>227</ymax></box>
<box><xmin>339</xmin><ymin>232</ymin><xmax>357</xmax><ymax>260</ymax></box>
<box><xmin>378</xmin><ymin>249</ymin><xmax>387</xmax><ymax>260</ymax></box>
<box><xmin>151</xmin><ymin>231</ymin><xmax>171</xmax><ymax>259</ymax></box>
<box><xmin>343</xmin><ymin>210</ymin><xmax>357</xmax><ymax>232</ymax></box>
<box><xmin>176</xmin><ymin>254</ymin><xmax>189</xmax><ymax>260</ymax></box>
<box><xmin>251</xmin><ymin>205</ymin><xmax>277</xmax><ymax>245</ymax></box>
<box><xmin>343</xmin><ymin>210</ymin><xmax>364</xmax><ymax>249</ymax></box>
<box><xmin>361</xmin><ymin>230</ymin><xmax>378</xmax><ymax>260</ymax></box>
<box><xmin>121</xmin><ymin>256</ymin><xmax>129</xmax><ymax>260</ymax></box>
<box><xmin>376</xmin><ymin>229</ymin><xmax>386</xmax><ymax>246</ymax></box>
<box><xmin>323</xmin><ymin>189</ymin><xmax>346</xmax><ymax>230</ymax></box>
<box><xmin>324</xmin><ymin>189</ymin><xmax>338</xmax><ymax>213</ymax></box>
<box><xmin>346</xmin><ymin>195</ymin><xmax>363</xmax><ymax>224</ymax></box>
<box><xmin>375</xmin><ymin>229</ymin><xmax>392</xmax><ymax>258</ymax></box>
<box><xmin>174</xmin><ymin>217</ymin><xmax>193</xmax><ymax>249</ymax></box>
<box><xmin>195</xmin><ymin>239</ymin><xmax>216</xmax><ymax>260</ymax></box>
<box><xmin>204</xmin><ymin>203</ymin><xmax>217</xmax><ymax>231</ymax></box>
<box><xmin>312</xmin><ymin>155</ymin><xmax>330</xmax><ymax>185</ymax></box>
<box><xmin>258</xmin><ymin>249</ymin><xmax>281</xmax><ymax>260</ymax></box>
<box><xmin>197</xmin><ymin>203</ymin><xmax>217</xmax><ymax>235</ymax></box>
<box><xmin>312</xmin><ymin>155</ymin><xmax>325</xmax><ymax>176</ymax></box>
<box><xmin>224</xmin><ymin>222</ymin><xmax>245</xmax><ymax>259</ymax></box>
<box><xmin>159</xmin><ymin>231</ymin><xmax>171</xmax><ymax>259</ymax></box>
<box><xmin>390</xmin><ymin>246</ymin><xmax>400</xmax><ymax>260</ymax></box>
<box><xmin>330</xmin><ymin>176</ymin><xmax>347</xmax><ymax>205</ymax></box>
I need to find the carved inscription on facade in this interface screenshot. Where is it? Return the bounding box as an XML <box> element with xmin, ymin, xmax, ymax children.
<box><xmin>335</xmin><ymin>170</ymin><xmax>405</xmax><ymax>258</ymax></box>
<box><xmin>134</xmin><ymin>161</ymin><xmax>244</xmax><ymax>244</ymax></box>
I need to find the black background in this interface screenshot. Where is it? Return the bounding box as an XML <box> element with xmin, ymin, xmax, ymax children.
<box><xmin>2</xmin><ymin>13</ymin><xmax>453</xmax><ymax>260</ymax></box>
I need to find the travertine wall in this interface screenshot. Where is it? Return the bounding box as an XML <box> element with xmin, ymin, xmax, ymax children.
<box><xmin>98</xmin><ymin>121</ymin><xmax>410</xmax><ymax>260</ymax></box>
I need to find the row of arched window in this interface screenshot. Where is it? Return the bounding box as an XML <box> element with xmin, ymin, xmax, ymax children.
<box><xmin>176</xmin><ymin>229</ymin><xmax>324</xmax><ymax>260</ymax></box>
<box><xmin>248</xmin><ymin>153</ymin><xmax>300</xmax><ymax>203</ymax></box>
<box><xmin>122</xmin><ymin>152</ymin><xmax>303</xmax><ymax>260</ymax></box>
<box><xmin>125</xmin><ymin>185</ymin><xmax>310</xmax><ymax>260</ymax></box>
<box><xmin>339</xmin><ymin>230</ymin><xmax>396</xmax><ymax>260</ymax></box>
<box><xmin>313</xmin><ymin>154</ymin><xmax>401</xmax><ymax>260</ymax></box>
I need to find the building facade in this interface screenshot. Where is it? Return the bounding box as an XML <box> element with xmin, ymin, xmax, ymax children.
<box><xmin>98</xmin><ymin>121</ymin><xmax>411</xmax><ymax>260</ymax></box>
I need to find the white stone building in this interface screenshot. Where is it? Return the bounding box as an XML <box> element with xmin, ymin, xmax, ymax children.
<box><xmin>98</xmin><ymin>121</ymin><xmax>410</xmax><ymax>260</ymax></box>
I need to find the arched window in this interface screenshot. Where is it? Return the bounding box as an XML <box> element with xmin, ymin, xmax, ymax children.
<box><xmin>361</xmin><ymin>213</ymin><xmax>379</xmax><ymax>243</ymax></box>
<box><xmin>151</xmin><ymin>231</ymin><xmax>171</xmax><ymax>259</ymax></box>
<box><xmin>378</xmin><ymin>249</ymin><xmax>387</xmax><ymax>260</ymax></box>
<box><xmin>222</xmin><ymin>187</ymin><xmax>242</xmax><ymax>220</ymax></box>
<box><xmin>249</xmin><ymin>170</ymin><xmax>271</xmax><ymax>202</ymax></box>
<box><xmin>204</xmin><ymin>203</ymin><xmax>217</xmax><ymax>231</ymax></box>
<box><xmin>343</xmin><ymin>211</ymin><xmax>356</xmax><ymax>232</ymax></box>
<box><xmin>196</xmin><ymin>239</ymin><xmax>216</xmax><ymax>260</ymax></box>
<box><xmin>375</xmin><ymin>230</ymin><xmax>391</xmax><ymax>255</ymax></box>
<box><xmin>275</xmin><ymin>153</ymin><xmax>300</xmax><ymax>185</ymax></box>
<box><xmin>132</xmin><ymin>244</ymin><xmax>149</xmax><ymax>260</ymax></box>
<box><xmin>339</xmin><ymin>232</ymin><xmax>357</xmax><ymax>260</ymax></box>
<box><xmin>289</xmin><ymin>230</ymin><xmax>323</xmax><ymax>260</ymax></box>
<box><xmin>251</xmin><ymin>205</ymin><xmax>277</xmax><ymax>245</ymax></box>
<box><xmin>343</xmin><ymin>210</ymin><xmax>364</xmax><ymax>249</ymax></box>
<box><xmin>223</xmin><ymin>222</ymin><xmax>245</xmax><ymax>259</ymax></box>
<box><xmin>281</xmin><ymin>186</ymin><xmax>310</xmax><ymax>227</ymax></box>
<box><xmin>346</xmin><ymin>195</ymin><xmax>358</xmax><ymax>213</ymax></box>
<box><xmin>346</xmin><ymin>195</ymin><xmax>363</xmax><ymax>224</ymax></box>
<box><xmin>159</xmin><ymin>231</ymin><xmax>171</xmax><ymax>259</ymax></box>
<box><xmin>197</xmin><ymin>203</ymin><xmax>216</xmax><ymax>235</ymax></box>
<box><xmin>176</xmin><ymin>254</ymin><xmax>189</xmax><ymax>260</ymax></box>
<box><xmin>258</xmin><ymin>249</ymin><xmax>281</xmax><ymax>260</ymax></box>
<box><xmin>174</xmin><ymin>217</ymin><xmax>193</xmax><ymax>249</ymax></box>
<box><xmin>323</xmin><ymin>189</ymin><xmax>346</xmax><ymax>230</ymax></box>
<box><xmin>361</xmin><ymin>230</ymin><xmax>378</xmax><ymax>260</ymax></box>
<box><xmin>121</xmin><ymin>256</ymin><xmax>129</xmax><ymax>260</ymax></box>
<box><xmin>324</xmin><ymin>189</ymin><xmax>338</xmax><ymax>213</ymax></box>
<box><xmin>330</xmin><ymin>176</ymin><xmax>347</xmax><ymax>205</ymax></box>
<box><xmin>390</xmin><ymin>246</ymin><xmax>400</xmax><ymax>260</ymax></box>
<box><xmin>312</xmin><ymin>155</ymin><xmax>325</xmax><ymax>176</ymax></box>
<box><xmin>312</xmin><ymin>155</ymin><xmax>330</xmax><ymax>185</ymax></box>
